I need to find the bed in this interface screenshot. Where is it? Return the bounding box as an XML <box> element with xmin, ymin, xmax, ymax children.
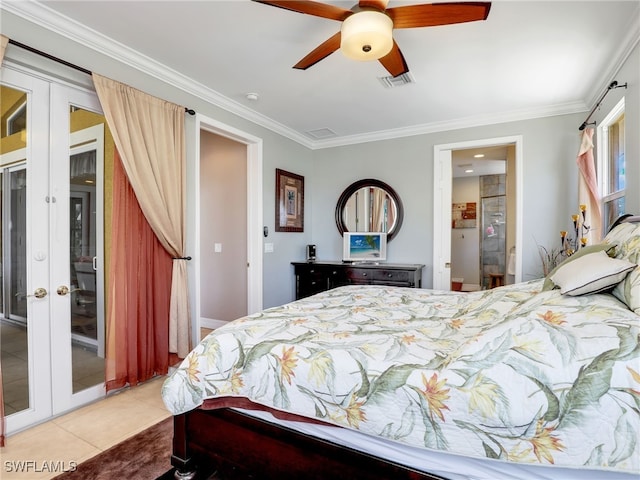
<box><xmin>162</xmin><ymin>216</ymin><xmax>640</xmax><ymax>480</ymax></box>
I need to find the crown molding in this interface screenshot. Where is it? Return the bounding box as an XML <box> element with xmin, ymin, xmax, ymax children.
<box><xmin>2</xmin><ymin>0</ymin><xmax>316</xmax><ymax>149</ymax></box>
<box><xmin>3</xmin><ymin>1</ymin><xmax>638</xmax><ymax>151</ymax></box>
<box><xmin>310</xmin><ymin>100</ymin><xmax>589</xmax><ymax>149</ymax></box>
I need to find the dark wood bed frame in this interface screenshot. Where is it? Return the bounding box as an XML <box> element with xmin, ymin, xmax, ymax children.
<box><xmin>169</xmin><ymin>215</ymin><xmax>640</xmax><ymax>480</ymax></box>
<box><xmin>170</xmin><ymin>407</ymin><xmax>446</xmax><ymax>480</ymax></box>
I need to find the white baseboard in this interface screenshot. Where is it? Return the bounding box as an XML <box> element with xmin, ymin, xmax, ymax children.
<box><xmin>200</xmin><ymin>317</ymin><xmax>228</xmax><ymax>330</ymax></box>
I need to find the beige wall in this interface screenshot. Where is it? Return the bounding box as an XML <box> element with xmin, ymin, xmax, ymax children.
<box><xmin>199</xmin><ymin>131</ymin><xmax>247</xmax><ymax>322</ymax></box>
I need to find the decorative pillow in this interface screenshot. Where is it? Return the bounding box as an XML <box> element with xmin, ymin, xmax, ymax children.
<box><xmin>606</xmin><ymin>222</ymin><xmax>640</xmax><ymax>313</ymax></box>
<box><xmin>542</xmin><ymin>242</ymin><xmax>617</xmax><ymax>291</ymax></box>
<box><xmin>549</xmin><ymin>250</ymin><xmax>635</xmax><ymax>296</ymax></box>
<box><xmin>603</xmin><ymin>221</ymin><xmax>640</xmax><ymax>246</ymax></box>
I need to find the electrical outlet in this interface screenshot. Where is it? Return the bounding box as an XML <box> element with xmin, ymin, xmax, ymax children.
<box><xmin>264</xmin><ymin>243</ymin><xmax>274</xmax><ymax>253</ymax></box>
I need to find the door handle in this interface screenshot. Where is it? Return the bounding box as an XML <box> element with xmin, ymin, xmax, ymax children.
<box><xmin>56</xmin><ymin>285</ymin><xmax>80</xmax><ymax>296</ymax></box>
<box><xmin>27</xmin><ymin>287</ymin><xmax>48</xmax><ymax>299</ymax></box>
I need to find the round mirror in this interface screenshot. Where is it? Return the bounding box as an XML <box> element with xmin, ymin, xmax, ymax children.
<box><xmin>335</xmin><ymin>179</ymin><xmax>404</xmax><ymax>241</ymax></box>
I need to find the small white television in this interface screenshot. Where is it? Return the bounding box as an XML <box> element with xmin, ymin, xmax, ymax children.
<box><xmin>342</xmin><ymin>232</ymin><xmax>387</xmax><ymax>263</ymax></box>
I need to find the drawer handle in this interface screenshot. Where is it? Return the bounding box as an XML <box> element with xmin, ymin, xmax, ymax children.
<box><xmin>387</xmin><ymin>273</ymin><xmax>392</xmax><ymax>278</ymax></box>
<box><xmin>362</xmin><ymin>272</ymin><xmax>367</xmax><ymax>277</ymax></box>
<box><xmin>310</xmin><ymin>269</ymin><xmax>315</xmax><ymax>273</ymax></box>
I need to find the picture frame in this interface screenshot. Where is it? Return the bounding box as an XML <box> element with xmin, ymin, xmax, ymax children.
<box><xmin>452</xmin><ymin>202</ymin><xmax>477</xmax><ymax>229</ymax></box>
<box><xmin>275</xmin><ymin>168</ymin><xmax>304</xmax><ymax>232</ymax></box>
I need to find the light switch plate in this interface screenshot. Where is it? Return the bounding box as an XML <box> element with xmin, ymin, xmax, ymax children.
<box><xmin>264</xmin><ymin>243</ymin><xmax>274</xmax><ymax>253</ymax></box>
<box><xmin>214</xmin><ymin>243</ymin><xmax>222</xmax><ymax>253</ymax></box>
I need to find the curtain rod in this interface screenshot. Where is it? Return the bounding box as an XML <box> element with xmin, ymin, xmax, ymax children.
<box><xmin>7</xmin><ymin>38</ymin><xmax>195</xmax><ymax>116</ymax></box>
<box><xmin>578</xmin><ymin>80</ymin><xmax>626</xmax><ymax>130</ymax></box>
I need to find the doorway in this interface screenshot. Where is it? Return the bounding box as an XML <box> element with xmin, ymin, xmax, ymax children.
<box><xmin>433</xmin><ymin>136</ymin><xmax>523</xmax><ymax>291</ymax></box>
<box><xmin>451</xmin><ymin>147</ymin><xmax>510</xmax><ymax>290</ymax></box>
<box><xmin>193</xmin><ymin>115</ymin><xmax>263</xmax><ymax>337</ymax></box>
<box><xmin>1</xmin><ymin>66</ymin><xmax>106</xmax><ymax>435</ymax></box>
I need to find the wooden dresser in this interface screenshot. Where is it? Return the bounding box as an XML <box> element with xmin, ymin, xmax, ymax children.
<box><xmin>292</xmin><ymin>261</ymin><xmax>424</xmax><ymax>300</ymax></box>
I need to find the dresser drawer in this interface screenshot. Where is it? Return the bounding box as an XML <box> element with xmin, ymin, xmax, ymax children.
<box><xmin>298</xmin><ymin>267</ymin><xmax>327</xmax><ymax>282</ymax></box>
<box><xmin>298</xmin><ymin>277</ymin><xmax>328</xmax><ymax>298</ymax></box>
<box><xmin>345</xmin><ymin>268</ymin><xmax>373</xmax><ymax>283</ymax></box>
<box><xmin>346</xmin><ymin>268</ymin><xmax>412</xmax><ymax>284</ymax></box>
<box><xmin>294</xmin><ymin>264</ymin><xmax>345</xmax><ymax>299</ymax></box>
<box><xmin>372</xmin><ymin>269</ymin><xmax>411</xmax><ymax>284</ymax></box>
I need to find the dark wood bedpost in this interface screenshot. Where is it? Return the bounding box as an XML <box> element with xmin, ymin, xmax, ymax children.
<box><xmin>171</xmin><ymin>414</ymin><xmax>197</xmax><ymax>479</ymax></box>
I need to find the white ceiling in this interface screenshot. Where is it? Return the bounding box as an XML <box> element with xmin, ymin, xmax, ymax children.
<box><xmin>4</xmin><ymin>1</ymin><xmax>639</xmax><ymax>149</ymax></box>
<box><xmin>452</xmin><ymin>145</ymin><xmax>507</xmax><ymax>177</ymax></box>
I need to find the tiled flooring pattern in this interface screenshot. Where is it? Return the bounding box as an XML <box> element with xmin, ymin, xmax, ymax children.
<box><xmin>0</xmin><ymin>327</ymin><xmax>213</xmax><ymax>479</ymax></box>
<box><xmin>0</xmin><ymin>376</ymin><xmax>170</xmax><ymax>479</ymax></box>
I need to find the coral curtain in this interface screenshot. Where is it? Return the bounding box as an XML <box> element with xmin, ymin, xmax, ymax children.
<box><xmin>106</xmin><ymin>150</ymin><xmax>173</xmax><ymax>390</ymax></box>
<box><xmin>92</xmin><ymin>74</ymin><xmax>191</xmax><ymax>358</ymax></box>
<box><xmin>0</xmin><ymin>33</ymin><xmax>7</xmax><ymax>448</ymax></box>
<box><xmin>576</xmin><ymin>128</ymin><xmax>602</xmax><ymax>242</ymax></box>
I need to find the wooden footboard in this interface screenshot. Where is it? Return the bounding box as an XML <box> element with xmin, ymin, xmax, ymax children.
<box><xmin>172</xmin><ymin>408</ymin><xmax>448</xmax><ymax>480</ymax></box>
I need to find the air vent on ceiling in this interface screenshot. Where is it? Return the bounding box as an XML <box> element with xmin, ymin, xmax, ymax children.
<box><xmin>306</xmin><ymin>128</ymin><xmax>337</xmax><ymax>139</ymax></box>
<box><xmin>378</xmin><ymin>72</ymin><xmax>415</xmax><ymax>88</ymax></box>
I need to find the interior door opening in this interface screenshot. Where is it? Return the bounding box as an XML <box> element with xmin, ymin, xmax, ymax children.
<box><xmin>451</xmin><ymin>146</ymin><xmax>511</xmax><ymax>291</ymax></box>
<box><xmin>433</xmin><ymin>136</ymin><xmax>523</xmax><ymax>291</ymax></box>
<box><xmin>193</xmin><ymin>115</ymin><xmax>263</xmax><ymax>342</ymax></box>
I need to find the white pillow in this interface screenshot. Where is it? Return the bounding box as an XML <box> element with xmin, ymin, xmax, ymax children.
<box><xmin>549</xmin><ymin>250</ymin><xmax>636</xmax><ymax>296</ymax></box>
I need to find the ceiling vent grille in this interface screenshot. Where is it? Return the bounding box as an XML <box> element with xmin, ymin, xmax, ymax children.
<box><xmin>378</xmin><ymin>72</ymin><xmax>415</xmax><ymax>88</ymax></box>
<box><xmin>306</xmin><ymin>127</ymin><xmax>337</xmax><ymax>139</ymax></box>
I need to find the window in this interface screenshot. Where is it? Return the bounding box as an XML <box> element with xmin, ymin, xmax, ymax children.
<box><xmin>598</xmin><ymin>98</ymin><xmax>625</xmax><ymax>233</ymax></box>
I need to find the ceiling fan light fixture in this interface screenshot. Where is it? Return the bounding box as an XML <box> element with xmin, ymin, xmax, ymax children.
<box><xmin>340</xmin><ymin>11</ymin><xmax>393</xmax><ymax>62</ymax></box>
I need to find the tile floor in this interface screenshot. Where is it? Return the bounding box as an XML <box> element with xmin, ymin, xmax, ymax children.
<box><xmin>0</xmin><ymin>328</ymin><xmax>214</xmax><ymax>479</ymax></box>
<box><xmin>0</xmin><ymin>376</ymin><xmax>171</xmax><ymax>480</ymax></box>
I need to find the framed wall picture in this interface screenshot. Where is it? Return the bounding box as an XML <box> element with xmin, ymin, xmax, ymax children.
<box><xmin>452</xmin><ymin>202</ymin><xmax>477</xmax><ymax>228</ymax></box>
<box><xmin>276</xmin><ymin>168</ymin><xmax>304</xmax><ymax>232</ymax></box>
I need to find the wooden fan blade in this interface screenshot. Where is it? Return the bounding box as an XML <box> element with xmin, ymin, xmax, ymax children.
<box><xmin>252</xmin><ymin>0</ymin><xmax>351</xmax><ymax>21</ymax></box>
<box><xmin>387</xmin><ymin>2</ymin><xmax>491</xmax><ymax>29</ymax></box>
<box><xmin>293</xmin><ymin>32</ymin><xmax>342</xmax><ymax>70</ymax></box>
<box><xmin>359</xmin><ymin>0</ymin><xmax>389</xmax><ymax>10</ymax></box>
<box><xmin>378</xmin><ymin>41</ymin><xmax>409</xmax><ymax>77</ymax></box>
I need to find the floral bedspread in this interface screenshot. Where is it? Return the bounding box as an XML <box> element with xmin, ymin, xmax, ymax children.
<box><xmin>162</xmin><ymin>281</ymin><xmax>640</xmax><ymax>474</ymax></box>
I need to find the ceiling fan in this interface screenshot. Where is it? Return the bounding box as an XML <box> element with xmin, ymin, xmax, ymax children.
<box><xmin>253</xmin><ymin>1</ymin><xmax>492</xmax><ymax>77</ymax></box>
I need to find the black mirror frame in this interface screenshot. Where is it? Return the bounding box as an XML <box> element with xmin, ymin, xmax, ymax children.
<box><xmin>334</xmin><ymin>179</ymin><xmax>404</xmax><ymax>242</ymax></box>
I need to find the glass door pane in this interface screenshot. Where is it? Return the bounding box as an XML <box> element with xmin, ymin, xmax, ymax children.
<box><xmin>1</xmin><ymin>81</ymin><xmax>30</xmax><ymax>417</ymax></box>
<box><xmin>481</xmin><ymin>194</ymin><xmax>506</xmax><ymax>289</ymax></box>
<box><xmin>9</xmin><ymin>169</ymin><xmax>27</xmax><ymax>320</ymax></box>
<box><xmin>1</xmin><ymin>167</ymin><xmax>29</xmax><ymax>416</ymax></box>
<box><xmin>50</xmin><ymin>84</ymin><xmax>106</xmax><ymax>413</ymax></box>
<box><xmin>68</xmin><ymin>121</ymin><xmax>104</xmax><ymax>394</ymax></box>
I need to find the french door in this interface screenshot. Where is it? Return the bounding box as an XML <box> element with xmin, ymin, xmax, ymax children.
<box><xmin>1</xmin><ymin>64</ymin><xmax>106</xmax><ymax>434</ymax></box>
